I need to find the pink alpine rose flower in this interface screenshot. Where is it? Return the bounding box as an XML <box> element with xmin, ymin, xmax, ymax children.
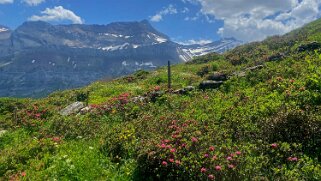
<box><xmin>208</xmin><ymin>174</ymin><xmax>215</xmax><ymax>180</ymax></box>
<box><xmin>209</xmin><ymin>146</ymin><xmax>215</xmax><ymax>151</ymax></box>
<box><xmin>291</xmin><ymin>157</ymin><xmax>298</xmax><ymax>161</ymax></box>
<box><xmin>215</xmin><ymin>165</ymin><xmax>222</xmax><ymax>171</ymax></box>
<box><xmin>162</xmin><ymin>161</ymin><xmax>168</xmax><ymax>166</ymax></box>
<box><xmin>21</xmin><ymin>172</ymin><xmax>26</xmax><ymax>177</ymax></box>
<box><xmin>271</xmin><ymin>143</ymin><xmax>278</xmax><ymax>149</ymax></box>
<box><xmin>201</xmin><ymin>167</ymin><xmax>207</xmax><ymax>173</ymax></box>
<box><xmin>191</xmin><ymin>137</ymin><xmax>198</xmax><ymax>142</ymax></box>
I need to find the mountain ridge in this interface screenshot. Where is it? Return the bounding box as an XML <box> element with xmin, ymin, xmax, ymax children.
<box><xmin>0</xmin><ymin>20</ymin><xmax>242</xmax><ymax>97</ymax></box>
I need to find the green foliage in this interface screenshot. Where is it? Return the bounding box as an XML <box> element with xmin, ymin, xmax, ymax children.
<box><xmin>101</xmin><ymin>124</ymin><xmax>137</xmax><ymax>162</ymax></box>
<box><xmin>196</xmin><ymin>65</ymin><xmax>210</xmax><ymax>77</ymax></box>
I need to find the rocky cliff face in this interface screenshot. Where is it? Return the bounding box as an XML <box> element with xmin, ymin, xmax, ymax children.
<box><xmin>0</xmin><ymin>20</ymin><xmax>242</xmax><ymax>97</ymax></box>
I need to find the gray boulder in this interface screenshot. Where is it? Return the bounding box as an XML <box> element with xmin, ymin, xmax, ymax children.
<box><xmin>206</xmin><ymin>72</ymin><xmax>228</xmax><ymax>81</ymax></box>
<box><xmin>173</xmin><ymin>86</ymin><xmax>195</xmax><ymax>95</ymax></box>
<box><xmin>184</xmin><ymin>86</ymin><xmax>195</xmax><ymax>91</ymax></box>
<box><xmin>60</xmin><ymin>102</ymin><xmax>85</xmax><ymax>116</ymax></box>
<box><xmin>199</xmin><ymin>80</ymin><xmax>224</xmax><ymax>90</ymax></box>
<box><xmin>298</xmin><ymin>41</ymin><xmax>321</xmax><ymax>52</ymax></box>
<box><xmin>268</xmin><ymin>53</ymin><xmax>285</xmax><ymax>62</ymax></box>
<box><xmin>246</xmin><ymin>65</ymin><xmax>264</xmax><ymax>71</ymax></box>
<box><xmin>131</xmin><ymin>96</ymin><xmax>147</xmax><ymax>103</ymax></box>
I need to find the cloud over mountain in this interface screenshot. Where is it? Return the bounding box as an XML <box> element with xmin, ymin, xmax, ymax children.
<box><xmin>150</xmin><ymin>4</ymin><xmax>178</xmax><ymax>22</ymax></box>
<box><xmin>28</xmin><ymin>6</ymin><xmax>84</xmax><ymax>24</ymax></box>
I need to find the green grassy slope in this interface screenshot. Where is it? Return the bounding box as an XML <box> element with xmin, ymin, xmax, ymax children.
<box><xmin>1</xmin><ymin>18</ymin><xmax>321</xmax><ymax>180</ymax></box>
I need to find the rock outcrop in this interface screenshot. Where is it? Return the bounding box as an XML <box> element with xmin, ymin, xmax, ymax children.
<box><xmin>199</xmin><ymin>80</ymin><xmax>224</xmax><ymax>90</ymax></box>
<box><xmin>60</xmin><ymin>102</ymin><xmax>85</xmax><ymax>116</ymax></box>
<box><xmin>298</xmin><ymin>41</ymin><xmax>321</xmax><ymax>52</ymax></box>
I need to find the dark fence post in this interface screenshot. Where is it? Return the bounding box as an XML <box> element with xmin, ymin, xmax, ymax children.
<box><xmin>13</xmin><ymin>107</ymin><xmax>17</xmax><ymax>125</ymax></box>
<box><xmin>168</xmin><ymin>61</ymin><xmax>171</xmax><ymax>90</ymax></box>
<box><xmin>86</xmin><ymin>91</ymin><xmax>89</xmax><ymax>106</ymax></box>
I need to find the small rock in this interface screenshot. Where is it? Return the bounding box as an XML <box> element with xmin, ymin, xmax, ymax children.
<box><xmin>184</xmin><ymin>86</ymin><xmax>195</xmax><ymax>91</ymax></box>
<box><xmin>268</xmin><ymin>53</ymin><xmax>285</xmax><ymax>62</ymax></box>
<box><xmin>131</xmin><ymin>96</ymin><xmax>147</xmax><ymax>103</ymax></box>
<box><xmin>173</xmin><ymin>89</ymin><xmax>187</xmax><ymax>95</ymax></box>
<box><xmin>206</xmin><ymin>72</ymin><xmax>228</xmax><ymax>81</ymax></box>
<box><xmin>82</xmin><ymin>106</ymin><xmax>91</xmax><ymax>112</ymax></box>
<box><xmin>60</xmin><ymin>102</ymin><xmax>85</xmax><ymax>116</ymax></box>
<box><xmin>246</xmin><ymin>65</ymin><xmax>264</xmax><ymax>71</ymax></box>
<box><xmin>173</xmin><ymin>86</ymin><xmax>195</xmax><ymax>95</ymax></box>
<box><xmin>0</xmin><ymin>130</ymin><xmax>8</xmax><ymax>137</ymax></box>
<box><xmin>80</xmin><ymin>106</ymin><xmax>91</xmax><ymax>114</ymax></box>
<box><xmin>199</xmin><ymin>80</ymin><xmax>224</xmax><ymax>90</ymax></box>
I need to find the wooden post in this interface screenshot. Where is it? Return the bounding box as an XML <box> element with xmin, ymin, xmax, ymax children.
<box><xmin>168</xmin><ymin>61</ymin><xmax>171</xmax><ymax>90</ymax></box>
<box><xmin>13</xmin><ymin>107</ymin><xmax>17</xmax><ymax>125</ymax></box>
<box><xmin>86</xmin><ymin>91</ymin><xmax>89</xmax><ymax>106</ymax></box>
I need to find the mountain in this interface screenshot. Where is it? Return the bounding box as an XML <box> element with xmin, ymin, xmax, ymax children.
<box><xmin>0</xmin><ymin>20</ymin><xmax>241</xmax><ymax>97</ymax></box>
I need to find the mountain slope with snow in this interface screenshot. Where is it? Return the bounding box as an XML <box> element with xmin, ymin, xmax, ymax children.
<box><xmin>0</xmin><ymin>20</ymin><xmax>241</xmax><ymax>97</ymax></box>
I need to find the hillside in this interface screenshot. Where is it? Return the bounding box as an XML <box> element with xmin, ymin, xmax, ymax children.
<box><xmin>1</xmin><ymin>18</ymin><xmax>321</xmax><ymax>180</ymax></box>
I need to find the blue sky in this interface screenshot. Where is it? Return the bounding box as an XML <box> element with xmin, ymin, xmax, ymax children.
<box><xmin>1</xmin><ymin>0</ymin><xmax>321</xmax><ymax>43</ymax></box>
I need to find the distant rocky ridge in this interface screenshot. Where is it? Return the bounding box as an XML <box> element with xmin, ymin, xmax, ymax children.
<box><xmin>0</xmin><ymin>20</ymin><xmax>242</xmax><ymax>97</ymax></box>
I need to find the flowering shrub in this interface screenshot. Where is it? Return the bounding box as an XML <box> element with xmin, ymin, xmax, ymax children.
<box><xmin>0</xmin><ymin>137</ymin><xmax>57</xmax><ymax>178</ymax></box>
<box><xmin>263</xmin><ymin>108</ymin><xmax>321</xmax><ymax>158</ymax></box>
<box><xmin>136</xmin><ymin>119</ymin><xmax>245</xmax><ymax>180</ymax></box>
<box><xmin>88</xmin><ymin>93</ymin><xmax>132</xmax><ymax>118</ymax></box>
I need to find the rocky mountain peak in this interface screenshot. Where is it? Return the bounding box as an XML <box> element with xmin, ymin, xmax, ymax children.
<box><xmin>0</xmin><ymin>20</ymin><xmax>241</xmax><ymax>97</ymax></box>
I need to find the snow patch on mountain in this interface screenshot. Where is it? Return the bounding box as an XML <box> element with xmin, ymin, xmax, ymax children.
<box><xmin>132</xmin><ymin>44</ymin><xmax>140</xmax><ymax>48</ymax></box>
<box><xmin>103</xmin><ymin>33</ymin><xmax>133</xmax><ymax>39</ymax></box>
<box><xmin>0</xmin><ymin>61</ymin><xmax>12</xmax><ymax>68</ymax></box>
<box><xmin>100</xmin><ymin>43</ymin><xmax>130</xmax><ymax>51</ymax></box>
<box><xmin>0</xmin><ymin>28</ymin><xmax>8</xmax><ymax>33</ymax></box>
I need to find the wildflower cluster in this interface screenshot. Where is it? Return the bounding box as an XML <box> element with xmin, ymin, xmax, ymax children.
<box><xmin>141</xmin><ymin>119</ymin><xmax>244</xmax><ymax>180</ymax></box>
<box><xmin>89</xmin><ymin>92</ymin><xmax>131</xmax><ymax>117</ymax></box>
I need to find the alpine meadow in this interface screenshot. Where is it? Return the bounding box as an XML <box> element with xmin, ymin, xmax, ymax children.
<box><xmin>2</xmin><ymin>1</ymin><xmax>321</xmax><ymax>181</ymax></box>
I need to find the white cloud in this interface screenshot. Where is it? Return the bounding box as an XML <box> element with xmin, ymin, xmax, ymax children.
<box><xmin>185</xmin><ymin>0</ymin><xmax>321</xmax><ymax>42</ymax></box>
<box><xmin>0</xmin><ymin>0</ymin><xmax>13</xmax><ymax>4</ymax></box>
<box><xmin>150</xmin><ymin>14</ymin><xmax>162</xmax><ymax>22</ymax></box>
<box><xmin>181</xmin><ymin>0</ymin><xmax>198</xmax><ymax>5</ymax></box>
<box><xmin>181</xmin><ymin>7</ymin><xmax>190</xmax><ymax>13</ymax></box>
<box><xmin>23</xmin><ymin>0</ymin><xmax>45</xmax><ymax>6</ymax></box>
<box><xmin>28</xmin><ymin>6</ymin><xmax>84</xmax><ymax>24</ymax></box>
<box><xmin>176</xmin><ymin>39</ymin><xmax>212</xmax><ymax>45</ymax></box>
<box><xmin>150</xmin><ymin>4</ymin><xmax>178</xmax><ymax>22</ymax></box>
